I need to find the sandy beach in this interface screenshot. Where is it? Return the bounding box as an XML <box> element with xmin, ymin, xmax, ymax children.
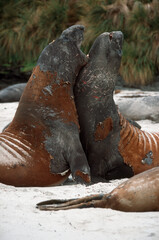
<box><xmin>0</xmin><ymin>92</ymin><xmax>159</xmax><ymax>240</ymax></box>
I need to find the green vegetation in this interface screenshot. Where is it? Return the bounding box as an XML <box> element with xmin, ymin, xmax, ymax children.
<box><xmin>0</xmin><ymin>0</ymin><xmax>159</xmax><ymax>86</ymax></box>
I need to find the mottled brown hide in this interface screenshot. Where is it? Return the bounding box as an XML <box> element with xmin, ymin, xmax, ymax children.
<box><xmin>0</xmin><ymin>25</ymin><xmax>90</xmax><ymax>186</ymax></box>
<box><xmin>21</xmin><ymin>66</ymin><xmax>79</xmax><ymax>126</ymax></box>
<box><xmin>0</xmin><ymin>65</ymin><xmax>87</xmax><ymax>186</ymax></box>
<box><xmin>94</xmin><ymin>118</ymin><xmax>113</xmax><ymax>141</ymax></box>
<box><xmin>118</xmin><ymin>113</ymin><xmax>159</xmax><ymax>174</ymax></box>
<box><xmin>0</xmin><ymin>129</ymin><xmax>70</xmax><ymax>187</ymax></box>
<box><xmin>0</xmin><ymin>66</ymin><xmax>72</xmax><ymax>186</ymax></box>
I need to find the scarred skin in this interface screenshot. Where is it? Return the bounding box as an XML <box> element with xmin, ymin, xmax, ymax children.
<box><xmin>0</xmin><ymin>25</ymin><xmax>90</xmax><ymax>187</ymax></box>
<box><xmin>37</xmin><ymin>166</ymin><xmax>159</xmax><ymax>212</ymax></box>
<box><xmin>74</xmin><ymin>31</ymin><xmax>159</xmax><ymax>181</ymax></box>
<box><xmin>74</xmin><ymin>31</ymin><xmax>133</xmax><ymax>181</ymax></box>
<box><xmin>36</xmin><ymin>31</ymin><xmax>159</xmax><ymax>212</ymax></box>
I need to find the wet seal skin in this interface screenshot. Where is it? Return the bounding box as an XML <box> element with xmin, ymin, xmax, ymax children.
<box><xmin>0</xmin><ymin>25</ymin><xmax>90</xmax><ymax>187</ymax></box>
<box><xmin>74</xmin><ymin>31</ymin><xmax>159</xmax><ymax>181</ymax></box>
<box><xmin>37</xmin><ymin>167</ymin><xmax>159</xmax><ymax>212</ymax></box>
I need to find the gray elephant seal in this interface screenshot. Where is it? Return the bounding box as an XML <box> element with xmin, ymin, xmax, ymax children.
<box><xmin>115</xmin><ymin>91</ymin><xmax>159</xmax><ymax>122</ymax></box>
<box><xmin>0</xmin><ymin>83</ymin><xmax>26</xmax><ymax>103</ymax></box>
<box><xmin>74</xmin><ymin>31</ymin><xmax>134</xmax><ymax>181</ymax></box>
<box><xmin>0</xmin><ymin>25</ymin><xmax>90</xmax><ymax>187</ymax></box>
<box><xmin>37</xmin><ymin>166</ymin><xmax>159</xmax><ymax>212</ymax></box>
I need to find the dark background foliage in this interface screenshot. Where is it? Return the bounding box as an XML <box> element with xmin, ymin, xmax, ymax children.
<box><xmin>0</xmin><ymin>0</ymin><xmax>159</xmax><ymax>87</ymax></box>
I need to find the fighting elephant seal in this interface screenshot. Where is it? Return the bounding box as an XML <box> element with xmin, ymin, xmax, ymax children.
<box><xmin>74</xmin><ymin>31</ymin><xmax>134</xmax><ymax>181</ymax></box>
<box><xmin>0</xmin><ymin>25</ymin><xmax>90</xmax><ymax>187</ymax></box>
<box><xmin>74</xmin><ymin>31</ymin><xmax>159</xmax><ymax>181</ymax></box>
<box><xmin>37</xmin><ymin>166</ymin><xmax>159</xmax><ymax>212</ymax></box>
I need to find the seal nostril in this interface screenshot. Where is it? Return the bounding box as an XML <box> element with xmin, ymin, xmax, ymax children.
<box><xmin>109</xmin><ymin>33</ymin><xmax>113</xmax><ymax>41</ymax></box>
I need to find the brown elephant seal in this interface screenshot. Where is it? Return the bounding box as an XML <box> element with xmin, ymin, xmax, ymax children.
<box><xmin>74</xmin><ymin>31</ymin><xmax>159</xmax><ymax>181</ymax></box>
<box><xmin>0</xmin><ymin>25</ymin><xmax>90</xmax><ymax>187</ymax></box>
<box><xmin>37</xmin><ymin>166</ymin><xmax>159</xmax><ymax>212</ymax></box>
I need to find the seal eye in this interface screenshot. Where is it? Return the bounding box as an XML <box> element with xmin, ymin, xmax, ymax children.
<box><xmin>109</xmin><ymin>33</ymin><xmax>113</xmax><ymax>41</ymax></box>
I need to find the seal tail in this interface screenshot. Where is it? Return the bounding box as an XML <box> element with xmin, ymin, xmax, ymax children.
<box><xmin>36</xmin><ymin>194</ymin><xmax>105</xmax><ymax>211</ymax></box>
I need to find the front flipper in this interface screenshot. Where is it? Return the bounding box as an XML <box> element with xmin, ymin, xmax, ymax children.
<box><xmin>36</xmin><ymin>194</ymin><xmax>104</xmax><ymax>211</ymax></box>
<box><xmin>46</xmin><ymin>124</ymin><xmax>91</xmax><ymax>185</ymax></box>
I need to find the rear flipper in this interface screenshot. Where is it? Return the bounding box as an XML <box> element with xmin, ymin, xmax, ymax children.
<box><xmin>36</xmin><ymin>194</ymin><xmax>105</xmax><ymax>211</ymax></box>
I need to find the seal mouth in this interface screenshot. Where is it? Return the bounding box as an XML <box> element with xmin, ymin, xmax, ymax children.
<box><xmin>109</xmin><ymin>33</ymin><xmax>113</xmax><ymax>41</ymax></box>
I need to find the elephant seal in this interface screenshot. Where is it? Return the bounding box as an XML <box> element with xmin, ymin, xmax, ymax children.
<box><xmin>74</xmin><ymin>31</ymin><xmax>159</xmax><ymax>181</ymax></box>
<box><xmin>74</xmin><ymin>31</ymin><xmax>134</xmax><ymax>181</ymax></box>
<box><xmin>0</xmin><ymin>83</ymin><xmax>26</xmax><ymax>103</ymax></box>
<box><xmin>114</xmin><ymin>90</ymin><xmax>159</xmax><ymax>122</ymax></box>
<box><xmin>37</xmin><ymin>166</ymin><xmax>159</xmax><ymax>212</ymax></box>
<box><xmin>0</xmin><ymin>25</ymin><xmax>90</xmax><ymax>187</ymax></box>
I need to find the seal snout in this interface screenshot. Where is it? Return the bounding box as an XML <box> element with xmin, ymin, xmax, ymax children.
<box><xmin>109</xmin><ymin>33</ymin><xmax>113</xmax><ymax>41</ymax></box>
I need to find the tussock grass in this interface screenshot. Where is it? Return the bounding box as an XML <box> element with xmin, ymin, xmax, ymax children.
<box><xmin>0</xmin><ymin>0</ymin><xmax>159</xmax><ymax>86</ymax></box>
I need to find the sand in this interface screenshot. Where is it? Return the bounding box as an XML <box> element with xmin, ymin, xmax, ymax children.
<box><xmin>0</xmin><ymin>95</ymin><xmax>159</xmax><ymax>240</ymax></box>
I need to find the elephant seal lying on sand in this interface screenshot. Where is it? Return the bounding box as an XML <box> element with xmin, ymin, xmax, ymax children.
<box><xmin>0</xmin><ymin>83</ymin><xmax>26</xmax><ymax>103</ymax></box>
<box><xmin>115</xmin><ymin>90</ymin><xmax>159</xmax><ymax>122</ymax></box>
<box><xmin>37</xmin><ymin>166</ymin><xmax>159</xmax><ymax>212</ymax></box>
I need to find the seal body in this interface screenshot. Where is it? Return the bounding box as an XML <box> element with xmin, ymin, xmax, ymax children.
<box><xmin>37</xmin><ymin>167</ymin><xmax>159</xmax><ymax>212</ymax></box>
<box><xmin>114</xmin><ymin>91</ymin><xmax>159</xmax><ymax>121</ymax></box>
<box><xmin>0</xmin><ymin>25</ymin><xmax>90</xmax><ymax>187</ymax></box>
<box><xmin>74</xmin><ymin>31</ymin><xmax>159</xmax><ymax>181</ymax></box>
<box><xmin>0</xmin><ymin>83</ymin><xmax>26</xmax><ymax>103</ymax></box>
<box><xmin>74</xmin><ymin>31</ymin><xmax>133</xmax><ymax>181</ymax></box>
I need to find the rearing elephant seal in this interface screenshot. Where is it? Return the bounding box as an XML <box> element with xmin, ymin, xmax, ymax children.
<box><xmin>37</xmin><ymin>166</ymin><xmax>159</xmax><ymax>212</ymax></box>
<box><xmin>0</xmin><ymin>25</ymin><xmax>90</xmax><ymax>187</ymax></box>
<box><xmin>74</xmin><ymin>31</ymin><xmax>159</xmax><ymax>181</ymax></box>
<box><xmin>74</xmin><ymin>31</ymin><xmax>133</xmax><ymax>181</ymax></box>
